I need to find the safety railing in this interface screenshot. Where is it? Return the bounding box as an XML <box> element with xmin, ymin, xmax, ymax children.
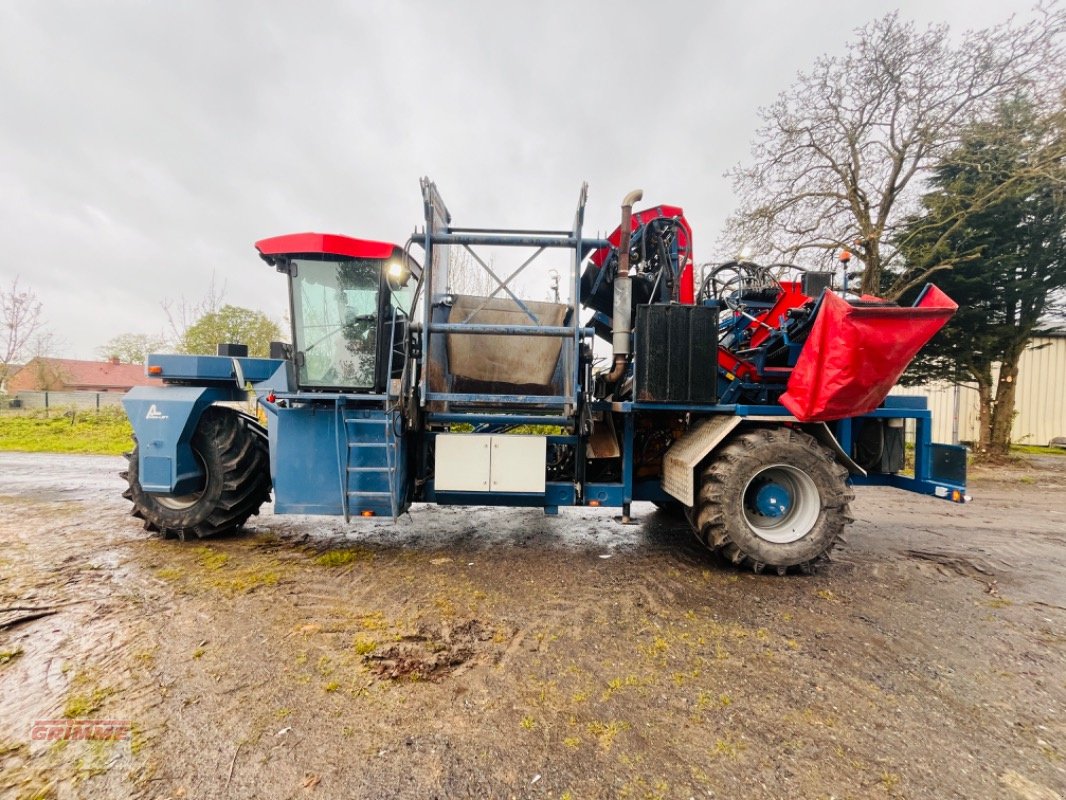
<box><xmin>414</xmin><ymin>178</ymin><xmax>609</xmax><ymax>420</ymax></box>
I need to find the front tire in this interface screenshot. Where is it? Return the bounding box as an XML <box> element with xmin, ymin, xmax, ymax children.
<box><xmin>121</xmin><ymin>406</ymin><xmax>272</xmax><ymax>540</ymax></box>
<box><xmin>694</xmin><ymin>426</ymin><xmax>853</xmax><ymax>574</ymax></box>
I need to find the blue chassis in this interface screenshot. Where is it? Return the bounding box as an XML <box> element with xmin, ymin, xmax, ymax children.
<box><xmin>124</xmin><ymin>354</ymin><xmax>967</xmax><ymax>517</ymax></box>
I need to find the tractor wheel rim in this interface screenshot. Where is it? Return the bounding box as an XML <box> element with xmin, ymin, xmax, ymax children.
<box><xmin>153</xmin><ymin>453</ymin><xmax>207</xmax><ymax>510</ymax></box>
<box><xmin>742</xmin><ymin>464</ymin><xmax>820</xmax><ymax>544</ymax></box>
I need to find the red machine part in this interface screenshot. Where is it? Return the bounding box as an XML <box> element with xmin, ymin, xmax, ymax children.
<box><xmin>747</xmin><ymin>280</ymin><xmax>811</xmax><ymax>347</ymax></box>
<box><xmin>715</xmin><ymin>280</ymin><xmax>813</xmax><ymax>382</ymax></box>
<box><xmin>780</xmin><ymin>285</ymin><xmax>958</xmax><ymax>422</ymax></box>
<box><xmin>255</xmin><ymin>232</ymin><xmax>401</xmax><ymax>260</ymax></box>
<box><xmin>589</xmin><ymin>205</ymin><xmax>695</xmax><ymax>304</ymax></box>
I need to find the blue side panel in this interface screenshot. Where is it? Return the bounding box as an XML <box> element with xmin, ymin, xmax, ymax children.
<box><xmin>270</xmin><ymin>405</ymin><xmax>344</xmax><ymax>515</ymax></box>
<box><xmin>268</xmin><ymin>403</ymin><xmax>409</xmax><ymax>518</ymax></box>
<box><xmin>147</xmin><ymin>354</ymin><xmax>287</xmax><ymax>384</ymax></box>
<box><xmin>583</xmin><ymin>483</ymin><xmax>625</xmax><ymax>506</ymax></box>
<box><xmin>123</xmin><ymin>385</ymin><xmax>245</xmax><ymax>493</ymax></box>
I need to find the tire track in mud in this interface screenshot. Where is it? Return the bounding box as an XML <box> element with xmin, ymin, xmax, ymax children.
<box><xmin>0</xmin><ymin>479</ymin><xmax>172</xmax><ymax>797</ymax></box>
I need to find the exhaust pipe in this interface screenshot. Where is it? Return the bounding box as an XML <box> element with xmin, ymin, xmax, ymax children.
<box><xmin>606</xmin><ymin>189</ymin><xmax>643</xmax><ymax>383</ymax></box>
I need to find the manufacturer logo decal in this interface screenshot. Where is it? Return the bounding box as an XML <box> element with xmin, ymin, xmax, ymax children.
<box><xmin>146</xmin><ymin>404</ymin><xmax>168</xmax><ymax>420</ymax></box>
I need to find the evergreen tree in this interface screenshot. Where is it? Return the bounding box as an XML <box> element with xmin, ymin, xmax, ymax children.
<box><xmin>897</xmin><ymin>100</ymin><xmax>1066</xmax><ymax>457</ymax></box>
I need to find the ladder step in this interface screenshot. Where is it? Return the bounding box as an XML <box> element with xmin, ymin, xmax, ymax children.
<box><xmin>345</xmin><ymin>491</ymin><xmax>392</xmax><ymax>498</ymax></box>
<box><xmin>347</xmin><ymin>466</ymin><xmax>390</xmax><ymax>473</ymax></box>
<box><xmin>345</xmin><ymin>418</ymin><xmax>388</xmax><ymax>425</ymax></box>
<box><xmin>347</xmin><ymin>442</ymin><xmax>389</xmax><ymax>448</ymax></box>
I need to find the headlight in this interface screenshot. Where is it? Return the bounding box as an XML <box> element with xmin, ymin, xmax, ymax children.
<box><xmin>386</xmin><ymin>261</ymin><xmax>409</xmax><ymax>282</ymax></box>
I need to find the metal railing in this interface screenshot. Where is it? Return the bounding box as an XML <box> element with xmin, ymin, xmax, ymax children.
<box><xmin>413</xmin><ymin>178</ymin><xmax>609</xmax><ymax>419</ymax></box>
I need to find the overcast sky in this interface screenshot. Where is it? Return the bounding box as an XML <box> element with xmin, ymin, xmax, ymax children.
<box><xmin>0</xmin><ymin>0</ymin><xmax>1045</xmax><ymax>359</ymax></box>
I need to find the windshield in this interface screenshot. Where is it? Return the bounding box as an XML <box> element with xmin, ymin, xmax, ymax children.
<box><xmin>291</xmin><ymin>258</ymin><xmax>381</xmax><ymax>389</ymax></box>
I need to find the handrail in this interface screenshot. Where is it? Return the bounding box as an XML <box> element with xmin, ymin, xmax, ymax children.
<box><xmin>335</xmin><ymin>402</ymin><xmax>350</xmax><ymax>523</ymax></box>
<box><xmin>428</xmin><ymin>324</ymin><xmax>594</xmax><ymax>337</ymax></box>
<box><xmin>430</xmin><ymin>233</ymin><xmax>609</xmax><ymax>249</ymax></box>
<box><xmin>383</xmin><ymin>305</ymin><xmax>399</xmax><ymax>518</ymax></box>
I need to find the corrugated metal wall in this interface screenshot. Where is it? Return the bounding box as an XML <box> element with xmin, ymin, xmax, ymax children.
<box><xmin>893</xmin><ymin>335</ymin><xmax>1066</xmax><ymax>445</ymax></box>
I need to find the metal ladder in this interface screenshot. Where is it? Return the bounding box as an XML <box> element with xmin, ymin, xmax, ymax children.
<box><xmin>337</xmin><ymin>308</ymin><xmax>404</xmax><ymax>522</ymax></box>
<box><xmin>339</xmin><ymin>413</ymin><xmax>399</xmax><ymax>521</ymax></box>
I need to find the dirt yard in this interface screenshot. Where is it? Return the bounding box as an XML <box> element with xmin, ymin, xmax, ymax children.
<box><xmin>0</xmin><ymin>452</ymin><xmax>1063</xmax><ymax>800</ymax></box>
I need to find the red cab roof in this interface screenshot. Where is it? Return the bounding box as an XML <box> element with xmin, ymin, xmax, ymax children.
<box><xmin>255</xmin><ymin>232</ymin><xmax>399</xmax><ymax>261</ymax></box>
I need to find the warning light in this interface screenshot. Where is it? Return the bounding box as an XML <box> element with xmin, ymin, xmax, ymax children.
<box><xmin>952</xmin><ymin>490</ymin><xmax>962</xmax><ymax>502</ymax></box>
<box><xmin>839</xmin><ymin>250</ymin><xmax>852</xmax><ymax>263</ymax></box>
<box><xmin>588</xmin><ymin>500</ymin><xmax>601</xmax><ymax>507</ymax></box>
<box><xmin>266</xmin><ymin>393</ymin><xmax>276</xmax><ymax>403</ymax></box>
<box><xmin>360</xmin><ymin>510</ymin><xmax>375</xmax><ymax>517</ymax></box>
<box><xmin>147</xmin><ymin>366</ymin><xmax>163</xmax><ymax>375</ymax></box>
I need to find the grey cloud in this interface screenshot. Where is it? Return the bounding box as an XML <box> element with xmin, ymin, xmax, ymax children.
<box><xmin>0</xmin><ymin>0</ymin><xmax>1038</xmax><ymax>356</ymax></box>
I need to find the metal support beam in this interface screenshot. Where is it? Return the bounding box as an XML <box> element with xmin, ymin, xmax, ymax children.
<box><xmin>429</xmin><ymin>324</ymin><xmax>594</xmax><ymax>337</ymax></box>
<box><xmin>431</xmin><ymin>233</ymin><xmax>610</xmax><ymax>249</ymax></box>
<box><xmin>457</xmin><ymin>243</ymin><xmax>538</xmax><ymax>323</ymax></box>
<box><xmin>460</xmin><ymin>246</ymin><xmax>548</xmax><ymax>323</ymax></box>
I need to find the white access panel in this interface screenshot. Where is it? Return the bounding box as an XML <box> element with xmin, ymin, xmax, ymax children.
<box><xmin>434</xmin><ymin>434</ymin><xmax>492</xmax><ymax>492</ymax></box>
<box><xmin>489</xmin><ymin>435</ymin><xmax>546</xmax><ymax>493</ymax></box>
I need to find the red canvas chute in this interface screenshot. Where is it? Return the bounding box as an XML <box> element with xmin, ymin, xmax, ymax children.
<box><xmin>779</xmin><ymin>285</ymin><xmax>957</xmax><ymax>422</ymax></box>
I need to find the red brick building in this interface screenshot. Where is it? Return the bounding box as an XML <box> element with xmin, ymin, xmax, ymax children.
<box><xmin>6</xmin><ymin>357</ymin><xmax>162</xmax><ymax>393</ymax></box>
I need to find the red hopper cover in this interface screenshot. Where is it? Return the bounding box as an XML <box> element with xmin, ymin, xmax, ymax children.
<box><xmin>779</xmin><ymin>285</ymin><xmax>957</xmax><ymax>422</ymax></box>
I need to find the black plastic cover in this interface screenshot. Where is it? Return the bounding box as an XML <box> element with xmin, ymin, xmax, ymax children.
<box><xmin>801</xmin><ymin>271</ymin><xmax>834</xmax><ymax>297</ymax></box>
<box><xmin>635</xmin><ymin>304</ymin><xmax>718</xmax><ymax>403</ymax></box>
<box><xmin>269</xmin><ymin>341</ymin><xmax>293</xmax><ymax>360</ymax></box>
<box><xmin>930</xmin><ymin>443</ymin><xmax>968</xmax><ymax>485</ymax></box>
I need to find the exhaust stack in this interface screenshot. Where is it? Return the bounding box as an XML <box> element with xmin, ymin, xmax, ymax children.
<box><xmin>606</xmin><ymin>189</ymin><xmax>643</xmax><ymax>383</ymax></box>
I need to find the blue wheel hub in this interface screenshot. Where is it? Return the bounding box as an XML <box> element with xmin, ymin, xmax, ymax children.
<box><xmin>753</xmin><ymin>482</ymin><xmax>791</xmax><ymax>518</ymax></box>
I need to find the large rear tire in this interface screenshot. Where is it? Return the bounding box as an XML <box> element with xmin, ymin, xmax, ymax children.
<box><xmin>121</xmin><ymin>406</ymin><xmax>272</xmax><ymax>540</ymax></box>
<box><xmin>694</xmin><ymin>426</ymin><xmax>853</xmax><ymax>574</ymax></box>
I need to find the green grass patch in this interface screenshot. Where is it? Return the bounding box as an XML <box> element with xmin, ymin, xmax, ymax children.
<box><xmin>1011</xmin><ymin>444</ymin><xmax>1066</xmax><ymax>456</ymax></box>
<box><xmin>63</xmin><ymin>682</ymin><xmax>115</xmax><ymax>718</ymax></box>
<box><xmin>207</xmin><ymin>565</ymin><xmax>283</xmax><ymax>595</ymax></box>
<box><xmin>313</xmin><ymin>547</ymin><xmax>374</xmax><ymax>567</ymax></box>
<box><xmin>0</xmin><ymin>409</ymin><xmax>132</xmax><ymax>455</ymax></box>
<box><xmin>195</xmin><ymin>547</ymin><xmax>230</xmax><ymax>570</ymax></box>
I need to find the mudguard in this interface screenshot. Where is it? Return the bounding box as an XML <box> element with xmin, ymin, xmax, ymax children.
<box><xmin>122</xmin><ymin>386</ymin><xmax>247</xmax><ymax>494</ymax></box>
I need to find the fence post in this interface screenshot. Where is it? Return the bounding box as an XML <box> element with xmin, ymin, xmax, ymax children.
<box><xmin>45</xmin><ymin>391</ymin><xmax>49</xmax><ymax>417</ymax></box>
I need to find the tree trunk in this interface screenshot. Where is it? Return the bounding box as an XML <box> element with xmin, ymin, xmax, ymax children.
<box><xmin>987</xmin><ymin>348</ymin><xmax>1023</xmax><ymax>457</ymax></box>
<box><xmin>858</xmin><ymin>240</ymin><xmax>883</xmax><ymax>297</ymax></box>
<box><xmin>975</xmin><ymin>377</ymin><xmax>993</xmax><ymax>456</ymax></box>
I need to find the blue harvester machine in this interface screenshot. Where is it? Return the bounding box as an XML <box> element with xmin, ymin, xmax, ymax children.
<box><xmin>122</xmin><ymin>180</ymin><xmax>967</xmax><ymax>573</ymax></box>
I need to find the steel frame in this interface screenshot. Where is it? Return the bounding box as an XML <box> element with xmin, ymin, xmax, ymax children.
<box><xmin>414</xmin><ymin>178</ymin><xmax>608</xmax><ymax>418</ymax></box>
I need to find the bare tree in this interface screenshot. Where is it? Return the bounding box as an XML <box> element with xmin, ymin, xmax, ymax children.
<box><xmin>96</xmin><ymin>332</ymin><xmax>170</xmax><ymax>364</ymax></box>
<box><xmin>725</xmin><ymin>6</ymin><xmax>1065</xmax><ymax>298</ymax></box>
<box><xmin>28</xmin><ymin>333</ymin><xmax>66</xmax><ymax>390</ymax></box>
<box><xmin>161</xmin><ymin>271</ymin><xmax>227</xmax><ymax>346</ymax></box>
<box><xmin>1</xmin><ymin>276</ymin><xmax>46</xmax><ymax>390</ymax></box>
<box><xmin>447</xmin><ymin>247</ymin><xmax>502</xmax><ymax>297</ymax></box>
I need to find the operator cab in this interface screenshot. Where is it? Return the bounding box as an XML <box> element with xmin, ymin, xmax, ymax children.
<box><xmin>255</xmin><ymin>233</ymin><xmax>419</xmax><ymax>392</ymax></box>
